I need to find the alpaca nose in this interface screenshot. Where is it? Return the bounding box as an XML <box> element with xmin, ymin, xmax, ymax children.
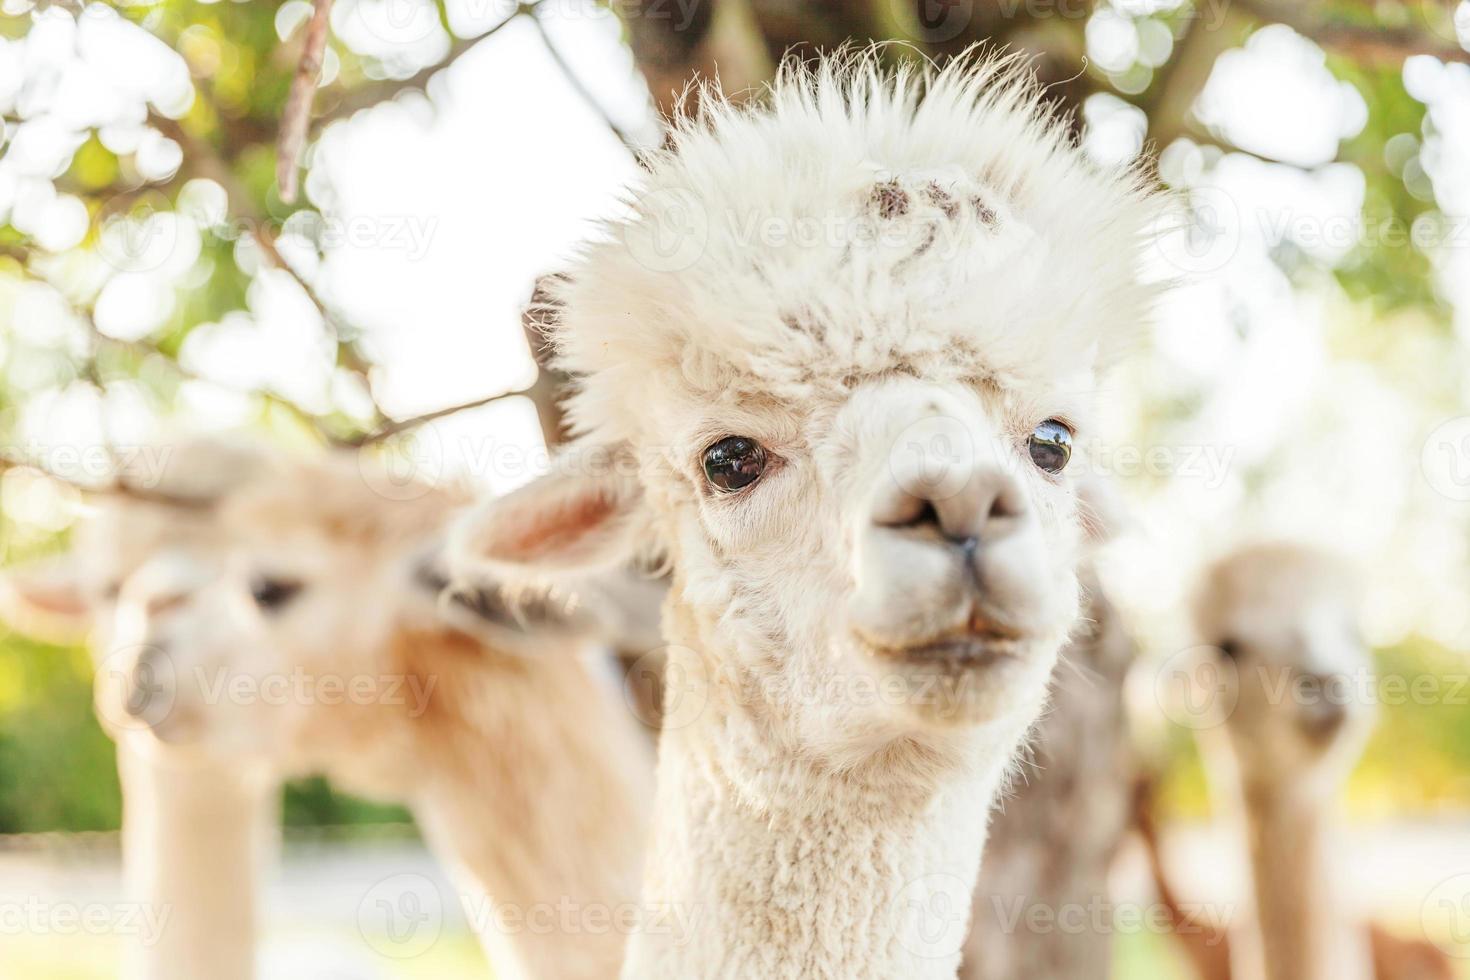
<box><xmin>1295</xmin><ymin>672</ymin><xmax>1350</xmax><ymax>741</ymax></box>
<box><xmin>873</xmin><ymin>463</ymin><xmax>1028</xmax><ymax>547</ymax></box>
<box><xmin>849</xmin><ymin>399</ymin><xmax>1055</xmax><ymax>652</ymax></box>
<box><xmin>144</xmin><ymin>588</ymin><xmax>191</xmax><ymax>619</ymax></box>
<box><xmin>123</xmin><ymin>645</ymin><xmax>175</xmax><ymax>725</ymax></box>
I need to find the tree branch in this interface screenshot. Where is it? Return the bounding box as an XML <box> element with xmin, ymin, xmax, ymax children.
<box><xmin>148</xmin><ymin>108</ymin><xmax>388</xmax><ymax>429</ymax></box>
<box><xmin>1142</xmin><ymin>4</ymin><xmax>1251</xmax><ymax>152</ymax></box>
<box><xmin>278</xmin><ymin>0</ymin><xmax>336</xmax><ymax>204</ymax></box>
<box><xmin>348</xmin><ymin>388</ymin><xmax>528</xmax><ymax>446</ymax></box>
<box><xmin>529</xmin><ymin>4</ymin><xmax>647</xmax><ymax>160</ymax></box>
<box><xmin>314</xmin><ymin>3</ymin><xmax>533</xmax><ymax>130</ymax></box>
<box><xmin>1</xmin><ymin>248</ymin><xmax>344</xmax><ymax>441</ymax></box>
<box><xmin>0</xmin><ymin>452</ymin><xmax>213</xmax><ymax>510</ymax></box>
<box><xmin>621</xmin><ymin>0</ymin><xmax>773</xmax><ymax>118</ymax></box>
<box><xmin>1235</xmin><ymin>0</ymin><xmax>1469</xmax><ymax>64</ymax></box>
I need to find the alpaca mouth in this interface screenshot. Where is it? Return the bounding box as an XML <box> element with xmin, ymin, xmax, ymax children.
<box><xmin>1296</xmin><ymin>704</ymin><xmax>1350</xmax><ymax>744</ymax></box>
<box><xmin>141</xmin><ymin>708</ymin><xmax>204</xmax><ymax>745</ymax></box>
<box><xmin>863</xmin><ymin>615</ymin><xmax>1028</xmax><ymax>668</ymax></box>
<box><xmin>853</xmin><ymin>601</ymin><xmax>1032</xmax><ymax>669</ymax></box>
<box><xmin>889</xmin><ymin>636</ymin><xmax>1023</xmax><ymax>667</ymax></box>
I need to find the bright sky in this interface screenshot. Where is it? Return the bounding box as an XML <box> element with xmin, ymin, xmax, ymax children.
<box><xmin>1</xmin><ymin>0</ymin><xmax>1469</xmax><ymax>657</ymax></box>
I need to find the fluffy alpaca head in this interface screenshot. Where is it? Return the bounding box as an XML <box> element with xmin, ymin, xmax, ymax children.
<box><xmin>3</xmin><ymin>441</ymin><xmax>650</xmax><ymax>782</ymax></box>
<box><xmin>457</xmin><ymin>51</ymin><xmax>1165</xmax><ymax>750</ymax></box>
<box><xmin>97</xmin><ymin>452</ymin><xmax>459</xmax><ymax>764</ymax></box>
<box><xmin>1192</xmin><ymin>543</ymin><xmax>1373</xmax><ymax>786</ymax></box>
<box><xmin>0</xmin><ymin>436</ymin><xmax>272</xmax><ymax>647</ymax></box>
<box><xmin>110</xmin><ymin>451</ymin><xmax>658</xmax><ymax>773</ymax></box>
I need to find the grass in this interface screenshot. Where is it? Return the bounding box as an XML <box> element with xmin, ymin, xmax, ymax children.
<box><xmin>4</xmin><ymin>916</ymin><xmax>1466</xmax><ymax>977</ymax></box>
<box><xmin>0</xmin><ymin>929</ymin><xmax>488</xmax><ymax>979</ymax></box>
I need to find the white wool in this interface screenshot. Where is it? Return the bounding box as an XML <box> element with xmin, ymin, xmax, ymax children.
<box><xmin>548</xmin><ymin>49</ymin><xmax>1166</xmax><ymax>451</ymax></box>
<box><xmin>466</xmin><ymin>50</ymin><xmax>1175</xmax><ymax>980</ymax></box>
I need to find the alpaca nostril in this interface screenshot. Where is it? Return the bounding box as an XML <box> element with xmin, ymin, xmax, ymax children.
<box><xmin>124</xmin><ymin>646</ymin><xmax>174</xmax><ymax>723</ymax></box>
<box><xmin>877</xmin><ymin>497</ymin><xmax>979</xmax><ymax>547</ymax></box>
<box><xmin>145</xmin><ymin>590</ymin><xmax>189</xmax><ymax>618</ymax></box>
<box><xmin>1298</xmin><ymin>698</ymin><xmax>1348</xmax><ymax>741</ymax></box>
<box><xmin>968</xmin><ymin>478</ymin><xmax>1027</xmax><ymax>543</ymax></box>
<box><xmin>884</xmin><ymin>498</ymin><xmax>940</xmax><ymax>532</ymax></box>
<box><xmin>1295</xmin><ymin>672</ymin><xmax>1352</xmax><ymax>741</ymax></box>
<box><xmin>874</xmin><ymin>471</ymin><xmax>1028</xmax><ymax>545</ymax></box>
<box><xmin>988</xmin><ymin>484</ymin><xmax>1024</xmax><ymax>521</ymax></box>
<box><xmin>872</xmin><ymin>487</ymin><xmax>936</xmax><ymax>529</ymax></box>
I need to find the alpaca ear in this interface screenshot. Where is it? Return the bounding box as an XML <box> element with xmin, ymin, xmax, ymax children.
<box><xmin>450</xmin><ymin>444</ymin><xmax>648</xmax><ymax>579</ymax></box>
<box><xmin>409</xmin><ymin>551</ymin><xmax>667</xmax><ymax>655</ymax></box>
<box><xmin>0</xmin><ymin>554</ymin><xmax>96</xmax><ymax>644</ymax></box>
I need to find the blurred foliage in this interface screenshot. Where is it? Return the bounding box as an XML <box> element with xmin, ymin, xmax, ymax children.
<box><xmin>0</xmin><ymin>631</ymin><xmax>411</xmax><ymax>833</ymax></box>
<box><xmin>1152</xmin><ymin>638</ymin><xmax>1470</xmax><ymax>818</ymax></box>
<box><xmin>0</xmin><ymin>633</ymin><xmax>118</xmax><ymax>832</ymax></box>
<box><xmin>1357</xmin><ymin>639</ymin><xmax>1470</xmax><ymax>810</ymax></box>
<box><xmin>1332</xmin><ymin>59</ymin><xmax>1444</xmax><ymax>313</ymax></box>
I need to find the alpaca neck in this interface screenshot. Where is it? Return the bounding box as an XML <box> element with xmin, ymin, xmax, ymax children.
<box><xmin>1233</xmin><ymin>776</ymin><xmax>1370</xmax><ymax>980</ymax></box>
<box><xmin>623</xmin><ymin>626</ymin><xmax>1030</xmax><ymax>980</ymax></box>
<box><xmin>401</xmin><ymin>629</ymin><xmax>653</xmax><ymax>980</ymax></box>
<box><xmin>117</xmin><ymin>738</ymin><xmax>275</xmax><ymax>980</ymax></box>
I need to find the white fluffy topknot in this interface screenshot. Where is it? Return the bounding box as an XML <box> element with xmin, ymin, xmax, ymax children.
<box><xmin>545</xmin><ymin>48</ymin><xmax>1167</xmax><ymax>448</ymax></box>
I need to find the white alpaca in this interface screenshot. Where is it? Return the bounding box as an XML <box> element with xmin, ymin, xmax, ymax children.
<box><xmin>1</xmin><ymin>439</ymin><xmax>276</xmax><ymax>980</ymax></box>
<box><xmin>1147</xmin><ymin>543</ymin><xmax>1454</xmax><ymax>980</ymax></box>
<box><xmin>2</xmin><ymin>441</ymin><xmax>658</xmax><ymax>980</ymax></box>
<box><xmin>1196</xmin><ymin>544</ymin><xmax>1376</xmax><ymax>980</ymax></box>
<box><xmin>452</xmin><ymin>51</ymin><xmax>1164</xmax><ymax>979</ymax></box>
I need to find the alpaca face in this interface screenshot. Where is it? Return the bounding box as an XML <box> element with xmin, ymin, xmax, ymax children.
<box><xmin>101</xmin><ymin>531</ymin><xmax>395</xmax><ymax>759</ymax></box>
<box><xmin>0</xmin><ymin>437</ymin><xmax>275</xmax><ymax>664</ymax></box>
<box><xmin>454</xmin><ymin>58</ymin><xmax>1163</xmax><ymax>750</ymax></box>
<box><xmin>95</xmin><ymin>456</ymin><xmax>649</xmax><ymax>775</ymax></box>
<box><xmin>1193</xmin><ymin>545</ymin><xmax>1374</xmax><ymax>782</ymax></box>
<box><xmin>649</xmin><ymin>374</ymin><xmax>1084</xmax><ymax>734</ymax></box>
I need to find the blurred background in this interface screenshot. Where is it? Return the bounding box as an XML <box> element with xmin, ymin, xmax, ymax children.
<box><xmin>0</xmin><ymin>0</ymin><xmax>1468</xmax><ymax>976</ymax></box>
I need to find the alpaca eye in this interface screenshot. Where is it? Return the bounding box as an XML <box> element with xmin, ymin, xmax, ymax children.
<box><xmin>702</xmin><ymin>437</ymin><xmax>766</xmax><ymax>493</ymax></box>
<box><xmin>1027</xmin><ymin>419</ymin><xmax>1072</xmax><ymax>474</ymax></box>
<box><xmin>251</xmin><ymin>576</ymin><xmax>303</xmax><ymax>611</ymax></box>
<box><xmin>1216</xmin><ymin>638</ymin><xmax>1241</xmax><ymax>659</ymax></box>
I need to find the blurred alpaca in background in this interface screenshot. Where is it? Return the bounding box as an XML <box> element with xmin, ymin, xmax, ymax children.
<box><xmin>1</xmin><ymin>439</ymin><xmax>659</xmax><ymax>980</ymax></box>
<box><xmin>1139</xmin><ymin>543</ymin><xmax>1453</xmax><ymax>980</ymax></box>
<box><xmin>1</xmin><ymin>439</ymin><xmax>273</xmax><ymax>980</ymax></box>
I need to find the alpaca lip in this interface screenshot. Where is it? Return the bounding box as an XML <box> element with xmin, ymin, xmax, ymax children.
<box><xmin>891</xmin><ymin>637</ymin><xmax>1022</xmax><ymax>667</ymax></box>
<box><xmin>859</xmin><ymin>613</ymin><xmax>1028</xmax><ymax>667</ymax></box>
<box><xmin>966</xmin><ymin>610</ymin><xmax>1023</xmax><ymax>643</ymax></box>
<box><xmin>1297</xmin><ymin>704</ymin><xmax>1350</xmax><ymax>744</ymax></box>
